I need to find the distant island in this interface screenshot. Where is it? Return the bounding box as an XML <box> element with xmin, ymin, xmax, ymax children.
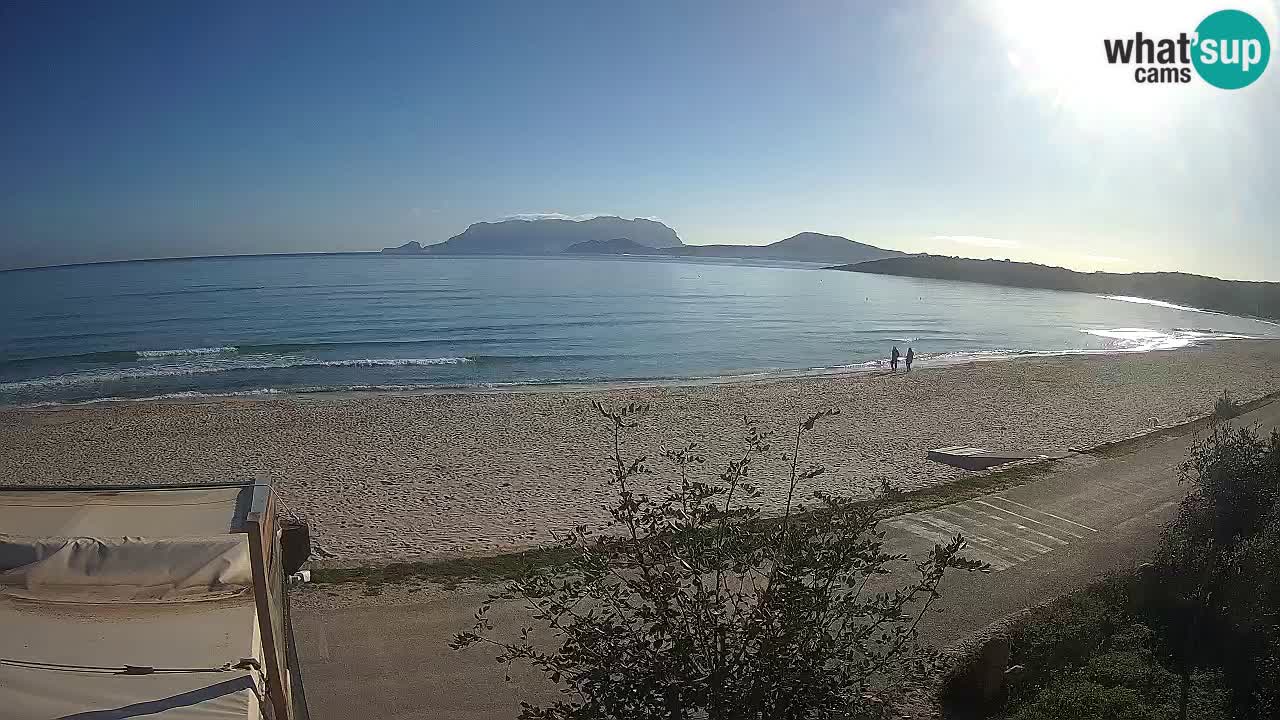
<box><xmin>385</xmin><ymin>221</ymin><xmax>903</xmax><ymax>265</ymax></box>
<box><xmin>833</xmin><ymin>254</ymin><xmax>1280</xmax><ymax>322</ymax></box>
<box><xmin>383</xmin><ymin>216</ymin><xmax>683</xmax><ymax>256</ymax></box>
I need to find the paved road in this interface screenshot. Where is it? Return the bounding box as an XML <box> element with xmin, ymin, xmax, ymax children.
<box><xmin>294</xmin><ymin>400</ymin><xmax>1280</xmax><ymax>720</ymax></box>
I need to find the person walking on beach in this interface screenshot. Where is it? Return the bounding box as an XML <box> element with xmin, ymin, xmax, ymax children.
<box><xmin>905</xmin><ymin>347</ymin><xmax>914</xmax><ymax>372</ymax></box>
<box><xmin>890</xmin><ymin>345</ymin><xmax>900</xmax><ymax>372</ymax></box>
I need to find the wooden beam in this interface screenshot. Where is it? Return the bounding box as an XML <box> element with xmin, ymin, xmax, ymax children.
<box><xmin>246</xmin><ymin>479</ymin><xmax>292</xmax><ymax>720</ymax></box>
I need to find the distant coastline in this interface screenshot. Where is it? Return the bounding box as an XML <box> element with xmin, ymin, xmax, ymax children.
<box><xmin>832</xmin><ymin>254</ymin><xmax>1280</xmax><ymax>323</ymax></box>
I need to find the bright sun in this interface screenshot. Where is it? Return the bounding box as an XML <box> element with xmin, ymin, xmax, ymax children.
<box><xmin>973</xmin><ymin>0</ymin><xmax>1268</xmax><ymax>134</ymax></box>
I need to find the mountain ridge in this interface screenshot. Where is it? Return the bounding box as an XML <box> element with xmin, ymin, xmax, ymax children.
<box><xmin>382</xmin><ymin>220</ymin><xmax>902</xmax><ymax>265</ymax></box>
<box><xmin>662</xmin><ymin>232</ymin><xmax>903</xmax><ymax>264</ymax></box>
<box><xmin>383</xmin><ymin>216</ymin><xmax>683</xmax><ymax>256</ymax></box>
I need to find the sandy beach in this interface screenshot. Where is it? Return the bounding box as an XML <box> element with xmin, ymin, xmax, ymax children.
<box><xmin>2</xmin><ymin>342</ymin><xmax>1277</xmax><ymax>563</ymax></box>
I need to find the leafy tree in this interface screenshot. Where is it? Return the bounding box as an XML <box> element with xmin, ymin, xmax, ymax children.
<box><xmin>454</xmin><ymin>401</ymin><xmax>986</xmax><ymax>719</ymax></box>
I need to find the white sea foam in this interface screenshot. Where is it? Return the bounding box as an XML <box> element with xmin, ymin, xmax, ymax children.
<box><xmin>1081</xmin><ymin>327</ymin><xmax>1257</xmax><ymax>352</ymax></box>
<box><xmin>0</xmin><ymin>357</ymin><xmax>474</xmax><ymax>391</ymax></box>
<box><xmin>312</xmin><ymin>357</ymin><xmax>473</xmax><ymax>367</ymax></box>
<box><xmin>18</xmin><ymin>388</ymin><xmax>284</xmax><ymax>408</ymax></box>
<box><xmin>1083</xmin><ymin>327</ymin><xmax>1191</xmax><ymax>351</ymax></box>
<box><xmin>142</xmin><ymin>388</ymin><xmax>284</xmax><ymax>400</ymax></box>
<box><xmin>135</xmin><ymin>346</ymin><xmax>239</xmax><ymax>357</ymax></box>
<box><xmin>1099</xmin><ymin>295</ymin><xmax>1209</xmax><ymax>314</ymax></box>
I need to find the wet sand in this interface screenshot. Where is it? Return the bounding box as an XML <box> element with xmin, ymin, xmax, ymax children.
<box><xmin>2</xmin><ymin>342</ymin><xmax>1277</xmax><ymax>562</ymax></box>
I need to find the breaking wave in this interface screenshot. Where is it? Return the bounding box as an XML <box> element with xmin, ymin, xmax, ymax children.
<box><xmin>135</xmin><ymin>346</ymin><xmax>239</xmax><ymax>357</ymax></box>
<box><xmin>0</xmin><ymin>357</ymin><xmax>475</xmax><ymax>391</ymax></box>
<box><xmin>19</xmin><ymin>388</ymin><xmax>286</xmax><ymax>408</ymax></box>
<box><xmin>310</xmin><ymin>357</ymin><xmax>472</xmax><ymax>367</ymax></box>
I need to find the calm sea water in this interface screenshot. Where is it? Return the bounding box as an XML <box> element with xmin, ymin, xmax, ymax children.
<box><xmin>1</xmin><ymin>254</ymin><xmax>1276</xmax><ymax>406</ymax></box>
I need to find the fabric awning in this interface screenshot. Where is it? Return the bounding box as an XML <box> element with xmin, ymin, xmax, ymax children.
<box><xmin>0</xmin><ymin>485</ymin><xmax>268</xmax><ymax>720</ymax></box>
<box><xmin>0</xmin><ymin>596</ymin><xmax>264</xmax><ymax>720</ymax></box>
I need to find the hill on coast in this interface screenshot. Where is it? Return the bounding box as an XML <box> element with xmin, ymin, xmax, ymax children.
<box><xmin>661</xmin><ymin>232</ymin><xmax>902</xmax><ymax>264</ymax></box>
<box><xmin>562</xmin><ymin>232</ymin><xmax>900</xmax><ymax>264</ymax></box>
<box><xmin>834</xmin><ymin>254</ymin><xmax>1280</xmax><ymax>321</ymax></box>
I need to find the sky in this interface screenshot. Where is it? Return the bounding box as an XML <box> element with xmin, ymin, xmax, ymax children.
<box><xmin>1</xmin><ymin>0</ymin><xmax>1277</xmax><ymax>280</ymax></box>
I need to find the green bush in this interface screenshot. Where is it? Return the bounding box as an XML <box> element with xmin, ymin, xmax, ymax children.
<box><xmin>1008</xmin><ymin>636</ymin><xmax>1231</xmax><ymax>720</ymax></box>
<box><xmin>1004</xmin><ymin>577</ymin><xmax>1131</xmax><ymax>700</ymax></box>
<box><xmin>1211</xmin><ymin>391</ymin><xmax>1240</xmax><ymax>420</ymax></box>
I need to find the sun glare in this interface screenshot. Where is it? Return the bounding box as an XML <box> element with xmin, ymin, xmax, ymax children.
<box><xmin>974</xmin><ymin>0</ymin><xmax>1274</xmax><ymax>134</ymax></box>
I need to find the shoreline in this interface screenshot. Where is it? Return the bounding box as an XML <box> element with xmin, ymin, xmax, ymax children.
<box><xmin>311</xmin><ymin>384</ymin><xmax>1280</xmax><ymax>579</ymax></box>
<box><xmin>5</xmin><ymin>338</ymin><xmax>1263</xmax><ymax>410</ymax></box>
<box><xmin>3</xmin><ymin>341</ymin><xmax>1278</xmax><ymax>563</ymax></box>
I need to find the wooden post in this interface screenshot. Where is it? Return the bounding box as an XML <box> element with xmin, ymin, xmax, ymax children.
<box><xmin>246</xmin><ymin>480</ymin><xmax>292</xmax><ymax>720</ymax></box>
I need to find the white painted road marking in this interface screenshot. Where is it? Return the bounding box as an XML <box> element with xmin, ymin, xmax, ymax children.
<box><xmin>890</xmin><ymin>518</ymin><xmax>1015</xmax><ymax>570</ymax></box>
<box><xmin>989</xmin><ymin>495</ymin><xmax>1100</xmax><ymax>533</ymax></box>
<box><xmin>951</xmin><ymin>503</ymin><xmax>1074</xmax><ymax>546</ymax></box>
<box><xmin>890</xmin><ymin>492</ymin><xmax>1112</xmax><ymax>573</ymax></box>
<box><xmin>973</xmin><ymin>499</ymin><xmax>1088</xmax><ymax>539</ymax></box>
<box><xmin>911</xmin><ymin>515</ymin><xmax>1036</xmax><ymax>563</ymax></box>
<box><xmin>935</xmin><ymin>506</ymin><xmax>1056</xmax><ymax>553</ymax></box>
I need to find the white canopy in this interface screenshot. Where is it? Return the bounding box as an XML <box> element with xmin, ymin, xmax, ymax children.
<box><xmin>0</xmin><ymin>597</ymin><xmax>264</xmax><ymax>720</ymax></box>
<box><xmin>0</xmin><ymin>484</ymin><xmax>267</xmax><ymax>720</ymax></box>
<box><xmin>0</xmin><ymin>486</ymin><xmax>249</xmax><ymax>538</ymax></box>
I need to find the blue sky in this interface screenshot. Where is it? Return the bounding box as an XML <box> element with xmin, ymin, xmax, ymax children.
<box><xmin>1</xmin><ymin>0</ymin><xmax>1277</xmax><ymax>279</ymax></box>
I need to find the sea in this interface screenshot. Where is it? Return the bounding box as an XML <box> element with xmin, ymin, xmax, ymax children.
<box><xmin>2</xmin><ymin>253</ymin><xmax>1276</xmax><ymax>406</ymax></box>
